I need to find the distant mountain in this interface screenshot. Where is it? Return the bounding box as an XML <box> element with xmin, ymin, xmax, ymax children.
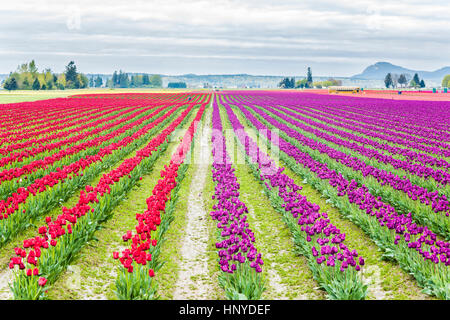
<box><xmin>352</xmin><ymin>62</ymin><xmax>450</xmax><ymax>80</ymax></box>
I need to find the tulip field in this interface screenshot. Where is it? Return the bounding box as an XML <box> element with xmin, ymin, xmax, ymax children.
<box><xmin>0</xmin><ymin>90</ymin><xmax>449</xmax><ymax>300</ymax></box>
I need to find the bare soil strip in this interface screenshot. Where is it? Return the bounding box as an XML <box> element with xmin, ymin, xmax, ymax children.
<box><xmin>0</xmin><ymin>268</ymin><xmax>14</xmax><ymax>300</ymax></box>
<box><xmin>172</xmin><ymin>108</ymin><xmax>216</xmax><ymax>300</ymax></box>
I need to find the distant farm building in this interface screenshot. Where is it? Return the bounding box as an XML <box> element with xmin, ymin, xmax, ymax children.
<box><xmin>328</xmin><ymin>86</ymin><xmax>361</xmax><ymax>94</ymax></box>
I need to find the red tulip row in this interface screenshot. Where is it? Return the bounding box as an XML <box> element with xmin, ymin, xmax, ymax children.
<box><xmin>0</xmin><ymin>106</ymin><xmax>174</xmax><ymax>209</ymax></box>
<box><xmin>0</xmin><ymin>99</ymin><xmax>103</xmax><ymax>134</ymax></box>
<box><xmin>0</xmin><ymin>102</ymin><xmax>141</xmax><ymax>153</ymax></box>
<box><xmin>0</xmin><ymin>99</ymin><xmax>160</xmax><ymax>147</ymax></box>
<box><xmin>0</xmin><ymin>103</ymin><xmax>176</xmax><ymax>219</ymax></box>
<box><xmin>8</xmin><ymin>102</ymin><xmax>199</xmax><ymax>300</ymax></box>
<box><xmin>0</xmin><ymin>96</ymin><xmax>93</xmax><ymax>119</ymax></box>
<box><xmin>0</xmin><ymin>104</ymin><xmax>164</xmax><ymax>183</ymax></box>
<box><xmin>114</xmin><ymin>104</ymin><xmax>206</xmax><ymax>299</ymax></box>
<box><xmin>0</xmin><ymin>92</ymin><xmax>207</xmax><ymax>204</ymax></box>
<box><xmin>0</xmin><ymin>104</ymin><xmax>152</xmax><ymax>165</ymax></box>
<box><xmin>0</xmin><ymin>100</ymin><xmax>122</xmax><ymax>144</ymax></box>
<box><xmin>0</xmin><ymin>104</ymin><xmax>182</xmax><ymax>247</ymax></box>
<box><xmin>0</xmin><ymin>93</ymin><xmax>187</xmax><ymax>135</ymax></box>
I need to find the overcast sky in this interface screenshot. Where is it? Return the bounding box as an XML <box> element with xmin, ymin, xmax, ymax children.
<box><xmin>0</xmin><ymin>0</ymin><xmax>449</xmax><ymax>76</ymax></box>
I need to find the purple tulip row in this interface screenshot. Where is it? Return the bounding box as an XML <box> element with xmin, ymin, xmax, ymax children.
<box><xmin>273</xmin><ymin>92</ymin><xmax>450</xmax><ymax>141</ymax></box>
<box><xmin>237</xmin><ymin>100</ymin><xmax>450</xmax><ymax>219</ymax></box>
<box><xmin>251</xmin><ymin>102</ymin><xmax>450</xmax><ymax>186</ymax></box>
<box><xmin>271</xmin><ymin>103</ymin><xmax>450</xmax><ymax>169</ymax></box>
<box><xmin>278</xmin><ymin>102</ymin><xmax>450</xmax><ymax>159</ymax></box>
<box><xmin>294</xmin><ymin>99</ymin><xmax>450</xmax><ymax>144</ymax></box>
<box><xmin>235</xmin><ymin>91</ymin><xmax>450</xmax><ymax>150</ymax></box>
<box><xmin>223</xmin><ymin>93</ymin><xmax>450</xmax><ymax>270</ymax></box>
<box><xmin>219</xmin><ymin>94</ymin><xmax>366</xmax><ymax>275</ymax></box>
<box><xmin>210</xmin><ymin>96</ymin><xmax>263</xmax><ymax>274</ymax></box>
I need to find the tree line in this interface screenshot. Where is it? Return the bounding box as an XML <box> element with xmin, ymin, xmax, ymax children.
<box><xmin>1</xmin><ymin>61</ymin><xmax>165</xmax><ymax>90</ymax></box>
<box><xmin>384</xmin><ymin>72</ymin><xmax>425</xmax><ymax>89</ymax></box>
<box><xmin>106</xmin><ymin>71</ymin><xmax>163</xmax><ymax>88</ymax></box>
<box><xmin>278</xmin><ymin>67</ymin><xmax>341</xmax><ymax>89</ymax></box>
<box><xmin>167</xmin><ymin>82</ymin><xmax>187</xmax><ymax>88</ymax></box>
<box><xmin>3</xmin><ymin>60</ymin><xmax>88</xmax><ymax>90</ymax></box>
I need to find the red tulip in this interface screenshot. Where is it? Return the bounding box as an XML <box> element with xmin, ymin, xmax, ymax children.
<box><xmin>38</xmin><ymin>277</ymin><xmax>47</xmax><ymax>286</ymax></box>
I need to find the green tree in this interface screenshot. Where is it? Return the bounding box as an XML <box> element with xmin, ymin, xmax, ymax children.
<box><xmin>412</xmin><ymin>73</ymin><xmax>420</xmax><ymax>85</ymax></box>
<box><xmin>442</xmin><ymin>74</ymin><xmax>450</xmax><ymax>87</ymax></box>
<box><xmin>278</xmin><ymin>77</ymin><xmax>290</xmax><ymax>88</ymax></box>
<box><xmin>4</xmin><ymin>77</ymin><xmax>18</xmax><ymax>90</ymax></box>
<box><xmin>46</xmin><ymin>80</ymin><xmax>53</xmax><ymax>90</ymax></box>
<box><xmin>18</xmin><ymin>63</ymin><xmax>29</xmax><ymax>73</ymax></box>
<box><xmin>384</xmin><ymin>73</ymin><xmax>393</xmax><ymax>88</ymax></box>
<box><xmin>111</xmin><ymin>71</ymin><xmax>118</xmax><ymax>87</ymax></box>
<box><xmin>89</xmin><ymin>77</ymin><xmax>94</xmax><ymax>87</ymax></box>
<box><xmin>130</xmin><ymin>75</ymin><xmax>144</xmax><ymax>87</ymax></box>
<box><xmin>65</xmin><ymin>61</ymin><xmax>78</xmax><ymax>87</ymax></box>
<box><xmin>410</xmin><ymin>73</ymin><xmax>421</xmax><ymax>88</ymax></box>
<box><xmin>118</xmin><ymin>71</ymin><xmax>129</xmax><ymax>88</ymax></box>
<box><xmin>149</xmin><ymin>75</ymin><xmax>162</xmax><ymax>87</ymax></box>
<box><xmin>143</xmin><ymin>74</ymin><xmax>150</xmax><ymax>85</ymax></box>
<box><xmin>398</xmin><ymin>74</ymin><xmax>407</xmax><ymax>88</ymax></box>
<box><xmin>28</xmin><ymin>60</ymin><xmax>38</xmax><ymax>74</ymax></box>
<box><xmin>94</xmin><ymin>76</ymin><xmax>103</xmax><ymax>88</ymax></box>
<box><xmin>295</xmin><ymin>79</ymin><xmax>308</xmax><ymax>88</ymax></box>
<box><xmin>57</xmin><ymin>74</ymin><xmax>66</xmax><ymax>89</ymax></box>
<box><xmin>306</xmin><ymin>67</ymin><xmax>313</xmax><ymax>87</ymax></box>
<box><xmin>32</xmin><ymin>78</ymin><xmax>41</xmax><ymax>90</ymax></box>
<box><xmin>419</xmin><ymin>80</ymin><xmax>425</xmax><ymax>88</ymax></box>
<box><xmin>78</xmin><ymin>74</ymin><xmax>89</xmax><ymax>88</ymax></box>
<box><xmin>109</xmin><ymin>70</ymin><xmax>130</xmax><ymax>88</ymax></box>
<box><xmin>22</xmin><ymin>78</ymin><xmax>30</xmax><ymax>90</ymax></box>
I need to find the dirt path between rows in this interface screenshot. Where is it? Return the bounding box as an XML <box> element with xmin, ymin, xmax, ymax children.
<box><xmin>172</xmin><ymin>108</ymin><xmax>215</xmax><ymax>300</ymax></box>
<box><xmin>0</xmin><ymin>268</ymin><xmax>14</xmax><ymax>300</ymax></box>
<box><xmin>363</xmin><ymin>265</ymin><xmax>387</xmax><ymax>300</ymax></box>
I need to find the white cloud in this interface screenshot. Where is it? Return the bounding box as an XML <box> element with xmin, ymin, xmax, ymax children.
<box><xmin>0</xmin><ymin>0</ymin><xmax>448</xmax><ymax>75</ymax></box>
